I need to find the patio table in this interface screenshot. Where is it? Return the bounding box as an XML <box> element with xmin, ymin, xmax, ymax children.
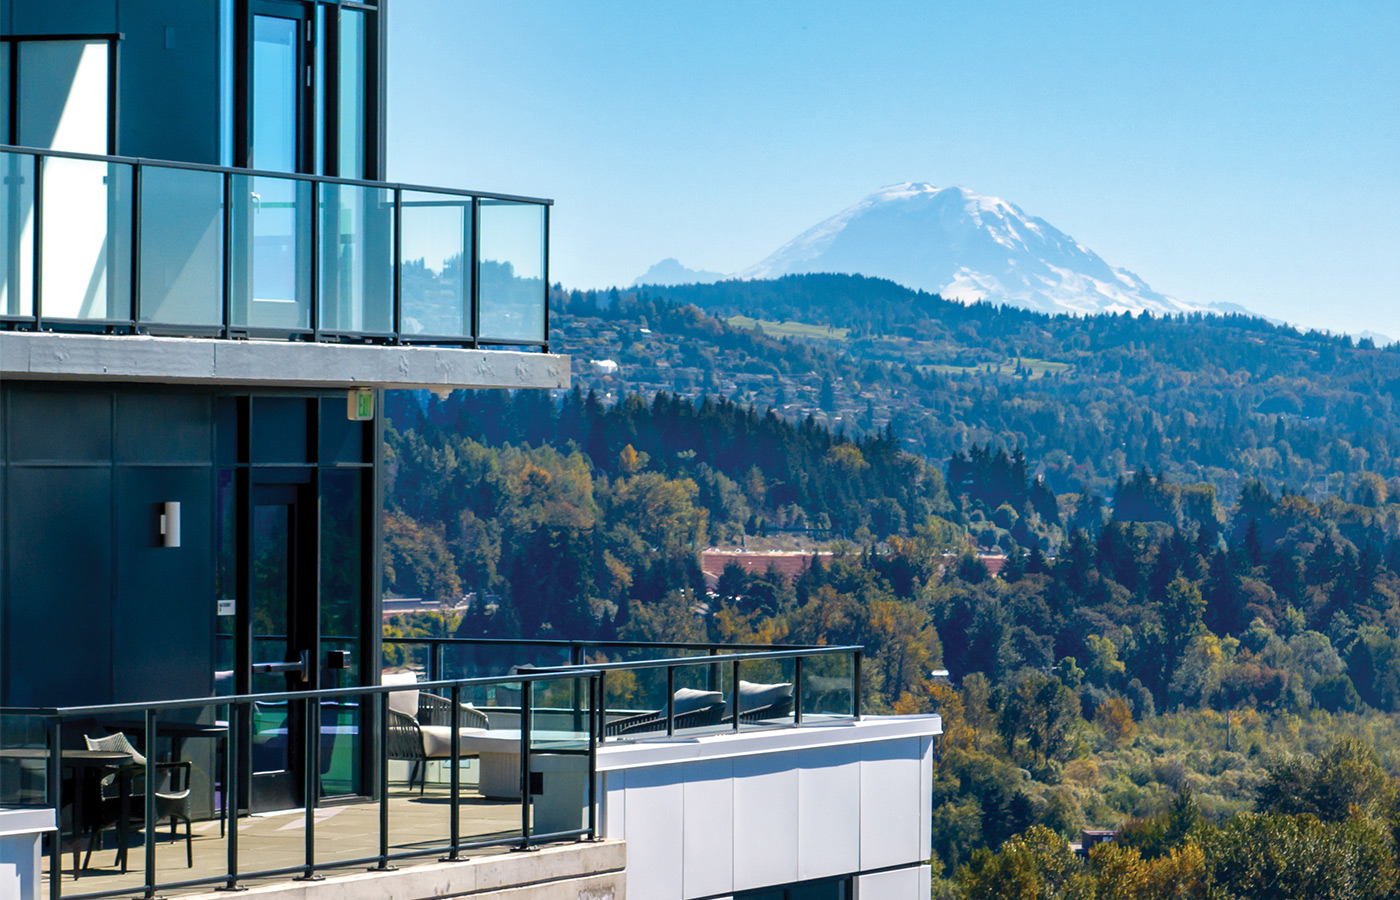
<box><xmin>0</xmin><ymin>748</ymin><xmax>132</xmax><ymax>873</ymax></box>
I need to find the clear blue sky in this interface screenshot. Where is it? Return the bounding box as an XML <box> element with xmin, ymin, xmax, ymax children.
<box><xmin>388</xmin><ymin>1</ymin><xmax>1400</xmax><ymax>337</ymax></box>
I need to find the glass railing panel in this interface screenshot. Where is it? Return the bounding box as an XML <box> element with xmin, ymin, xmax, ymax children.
<box><xmin>399</xmin><ymin>189</ymin><xmax>471</xmax><ymax>338</ymax></box>
<box><xmin>477</xmin><ymin>199</ymin><xmax>545</xmax><ymax>343</ymax></box>
<box><xmin>0</xmin><ymin>714</ymin><xmax>48</xmax><ymax>808</ymax></box>
<box><xmin>0</xmin><ymin>151</ymin><xmax>35</xmax><ymax>317</ymax></box>
<box><xmin>318</xmin><ymin>181</ymin><xmax>393</xmax><ymax>334</ymax></box>
<box><xmin>735</xmin><ymin>656</ymin><xmax>796</xmax><ymax>730</ymax></box>
<box><xmin>802</xmin><ymin>651</ymin><xmax>856</xmax><ymax>722</ymax></box>
<box><xmin>138</xmin><ymin>164</ymin><xmax>225</xmax><ymax>327</ymax></box>
<box><xmin>528</xmin><ymin>675</ymin><xmax>590</xmax><ymax>840</ymax></box>
<box><xmin>39</xmin><ymin>155</ymin><xmax>131</xmax><ymax>321</ymax></box>
<box><xmin>230</xmin><ymin>173</ymin><xmax>312</xmax><ymax>331</ymax></box>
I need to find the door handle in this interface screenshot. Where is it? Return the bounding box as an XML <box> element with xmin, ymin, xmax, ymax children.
<box><xmin>252</xmin><ymin>650</ymin><xmax>311</xmax><ymax>682</ymax></box>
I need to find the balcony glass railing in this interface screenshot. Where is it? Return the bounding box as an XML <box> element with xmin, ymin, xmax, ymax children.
<box><xmin>0</xmin><ymin>145</ymin><xmax>550</xmax><ymax>348</ymax></box>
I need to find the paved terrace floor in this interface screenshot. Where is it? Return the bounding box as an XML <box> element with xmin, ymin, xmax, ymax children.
<box><xmin>43</xmin><ymin>782</ymin><xmax>537</xmax><ymax>899</ymax></box>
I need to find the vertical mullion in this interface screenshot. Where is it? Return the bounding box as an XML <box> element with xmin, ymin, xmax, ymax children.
<box><xmin>107</xmin><ymin>37</ymin><xmax>119</xmax><ymax>156</ymax></box>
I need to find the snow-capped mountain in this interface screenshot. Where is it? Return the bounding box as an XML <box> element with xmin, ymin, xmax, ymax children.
<box><xmin>736</xmin><ymin>182</ymin><xmax>1203</xmax><ymax>316</ymax></box>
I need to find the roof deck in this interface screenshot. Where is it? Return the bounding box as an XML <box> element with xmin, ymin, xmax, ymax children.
<box><xmin>1</xmin><ymin>640</ymin><xmax>876</xmax><ymax>899</ymax></box>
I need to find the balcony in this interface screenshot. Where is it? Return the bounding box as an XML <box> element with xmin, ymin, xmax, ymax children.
<box><xmin>0</xmin><ymin>145</ymin><xmax>550</xmax><ymax>350</ymax></box>
<box><xmin>0</xmin><ymin>640</ymin><xmax>869</xmax><ymax>899</ymax></box>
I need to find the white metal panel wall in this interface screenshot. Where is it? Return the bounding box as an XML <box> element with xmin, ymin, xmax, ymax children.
<box><xmin>682</xmin><ymin>759</ymin><xmax>735</xmax><ymax>898</ymax></box>
<box><xmin>796</xmin><ymin>744</ymin><xmax>862</xmax><ymax>881</ymax></box>
<box><xmin>732</xmin><ymin>750</ymin><xmax>802</xmax><ymax>891</ymax></box>
<box><xmin>600</xmin><ymin>728</ymin><xmax>936</xmax><ymax>900</ymax></box>
<box><xmin>856</xmin><ymin>864</ymin><xmax>931</xmax><ymax>899</ymax></box>
<box><xmin>617</xmin><ymin>766</ymin><xmax>685</xmax><ymax>900</ymax></box>
<box><xmin>858</xmin><ymin>737</ymin><xmax>923</xmax><ymax>872</ymax></box>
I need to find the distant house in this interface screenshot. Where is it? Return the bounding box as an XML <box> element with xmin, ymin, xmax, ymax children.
<box><xmin>701</xmin><ymin>550</ymin><xmax>834</xmax><ymax>590</ymax></box>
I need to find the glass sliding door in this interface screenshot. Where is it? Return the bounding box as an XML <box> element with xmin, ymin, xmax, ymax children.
<box><xmin>337</xmin><ymin>9</ymin><xmax>368</xmax><ymax>179</ymax></box>
<box><xmin>237</xmin><ymin>2</ymin><xmax>314</xmax><ymax>332</ymax></box>
<box><xmin>250</xmin><ymin>12</ymin><xmax>302</xmax><ymax>173</ymax></box>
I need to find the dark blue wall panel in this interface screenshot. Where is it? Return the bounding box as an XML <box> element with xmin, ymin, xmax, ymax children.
<box><xmin>113</xmin><ymin>466</ymin><xmax>213</xmax><ymax>701</ymax></box>
<box><xmin>3</xmin><ymin>466</ymin><xmax>114</xmax><ymax>707</ymax></box>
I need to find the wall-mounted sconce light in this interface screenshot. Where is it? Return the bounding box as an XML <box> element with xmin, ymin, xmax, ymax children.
<box><xmin>159</xmin><ymin>501</ymin><xmax>181</xmax><ymax>548</ymax></box>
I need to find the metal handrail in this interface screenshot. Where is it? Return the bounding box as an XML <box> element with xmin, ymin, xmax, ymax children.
<box><xmin>0</xmin><ymin>142</ymin><xmax>554</xmax><ymax>205</ymax></box>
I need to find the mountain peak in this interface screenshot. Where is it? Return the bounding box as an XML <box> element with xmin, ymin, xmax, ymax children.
<box><xmin>632</xmin><ymin>258</ymin><xmax>726</xmax><ymax>288</ymax></box>
<box><xmin>738</xmin><ymin>183</ymin><xmax>1203</xmax><ymax>317</ymax></box>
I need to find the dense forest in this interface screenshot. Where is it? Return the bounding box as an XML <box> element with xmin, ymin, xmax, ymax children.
<box><xmin>383</xmin><ymin>281</ymin><xmax>1400</xmax><ymax>898</ymax></box>
<box><xmin>555</xmin><ymin>275</ymin><xmax>1400</xmax><ymax>506</ymax></box>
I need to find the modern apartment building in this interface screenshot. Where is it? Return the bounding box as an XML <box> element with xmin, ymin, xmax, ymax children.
<box><xmin>0</xmin><ymin>3</ymin><xmax>939</xmax><ymax>898</ymax></box>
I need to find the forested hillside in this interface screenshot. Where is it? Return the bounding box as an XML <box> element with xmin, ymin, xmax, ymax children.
<box><xmin>556</xmin><ymin>275</ymin><xmax>1400</xmax><ymax>505</ymax></box>
<box><xmin>383</xmin><ymin>277</ymin><xmax>1400</xmax><ymax>898</ymax></box>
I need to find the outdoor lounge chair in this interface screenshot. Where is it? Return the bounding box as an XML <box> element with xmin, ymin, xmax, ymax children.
<box><xmin>603</xmin><ymin>688</ymin><xmax>727</xmax><ymax>737</ymax></box>
<box><xmin>720</xmin><ymin>680</ymin><xmax>795</xmax><ymax>725</ymax></box>
<box><xmin>382</xmin><ymin>672</ymin><xmax>491</xmax><ymax>793</ymax></box>
<box><xmin>82</xmin><ymin>732</ymin><xmax>193</xmax><ymax>873</ymax></box>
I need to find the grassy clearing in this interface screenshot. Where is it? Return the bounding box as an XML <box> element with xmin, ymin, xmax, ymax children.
<box><xmin>726</xmin><ymin>315</ymin><xmax>850</xmax><ymax>342</ymax></box>
<box><xmin>918</xmin><ymin>357</ymin><xmax>1073</xmax><ymax>379</ymax></box>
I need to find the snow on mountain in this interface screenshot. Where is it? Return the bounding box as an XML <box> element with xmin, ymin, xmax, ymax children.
<box><xmin>632</xmin><ymin>258</ymin><xmax>726</xmax><ymax>287</ymax></box>
<box><xmin>737</xmin><ymin>182</ymin><xmax>1204</xmax><ymax>316</ymax></box>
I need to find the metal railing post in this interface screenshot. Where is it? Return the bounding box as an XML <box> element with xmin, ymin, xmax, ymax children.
<box><xmin>46</xmin><ymin>717</ymin><xmax>61</xmax><ymax>900</ymax></box>
<box><xmin>441</xmin><ymin>684</ymin><xmax>462</xmax><ymax>861</ymax></box>
<box><xmin>597</xmin><ymin>671</ymin><xmax>607</xmax><ymax>743</ymax></box>
<box><xmin>732</xmin><ymin>659</ymin><xmax>741</xmax><ymax>733</ymax></box>
<box><xmin>297</xmin><ymin>697</ymin><xmax>320</xmax><ymax>881</ymax></box>
<box><xmin>853</xmin><ymin>650</ymin><xmax>863</xmax><ymax>719</ymax></box>
<box><xmin>221</xmin><ymin>171</ymin><xmax>232</xmax><ymax>338</ymax></box>
<box><xmin>429</xmin><ymin>641</ymin><xmax>442</xmax><ymax>683</ymax></box>
<box><xmin>222</xmin><ymin>703</ymin><xmax>242</xmax><ymax>892</ymax></box>
<box><xmin>517</xmin><ymin>679</ymin><xmax>532</xmax><ymax>850</ymax></box>
<box><xmin>31</xmin><ymin>153</ymin><xmax>42</xmax><ymax>330</ymax></box>
<box><xmin>587</xmin><ymin>675</ymin><xmax>598</xmax><ymax>841</ymax></box>
<box><xmin>374</xmin><ymin>691</ymin><xmax>393</xmax><ymax>871</ymax></box>
<box><xmin>129</xmin><ymin>161</ymin><xmax>141</xmax><ymax>329</ymax></box>
<box><xmin>793</xmin><ymin>655</ymin><xmax>804</xmax><ymax>726</ymax></box>
<box><xmin>706</xmin><ymin>647</ymin><xmax>718</xmax><ymax>692</ymax></box>
<box><xmin>391</xmin><ymin>188</ymin><xmax>402</xmax><ymax>343</ymax></box>
<box><xmin>570</xmin><ymin>645</ymin><xmax>583</xmax><ymax>733</ymax></box>
<box><xmin>665</xmin><ymin>665</ymin><xmax>675</xmax><ymax>737</ymax></box>
<box><xmin>143</xmin><ymin>709</ymin><xmax>157</xmax><ymax>899</ymax></box>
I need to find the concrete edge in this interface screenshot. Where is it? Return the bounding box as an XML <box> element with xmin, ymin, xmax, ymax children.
<box><xmin>0</xmin><ymin>332</ymin><xmax>570</xmax><ymax>391</ymax></box>
<box><xmin>183</xmin><ymin>839</ymin><xmax>624</xmax><ymax>899</ymax></box>
<box><xmin>596</xmin><ymin>715</ymin><xmax>942</xmax><ymax>772</ymax></box>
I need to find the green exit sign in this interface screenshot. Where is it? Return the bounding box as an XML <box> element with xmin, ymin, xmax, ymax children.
<box><xmin>348</xmin><ymin>389</ymin><xmax>375</xmax><ymax>421</ymax></box>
